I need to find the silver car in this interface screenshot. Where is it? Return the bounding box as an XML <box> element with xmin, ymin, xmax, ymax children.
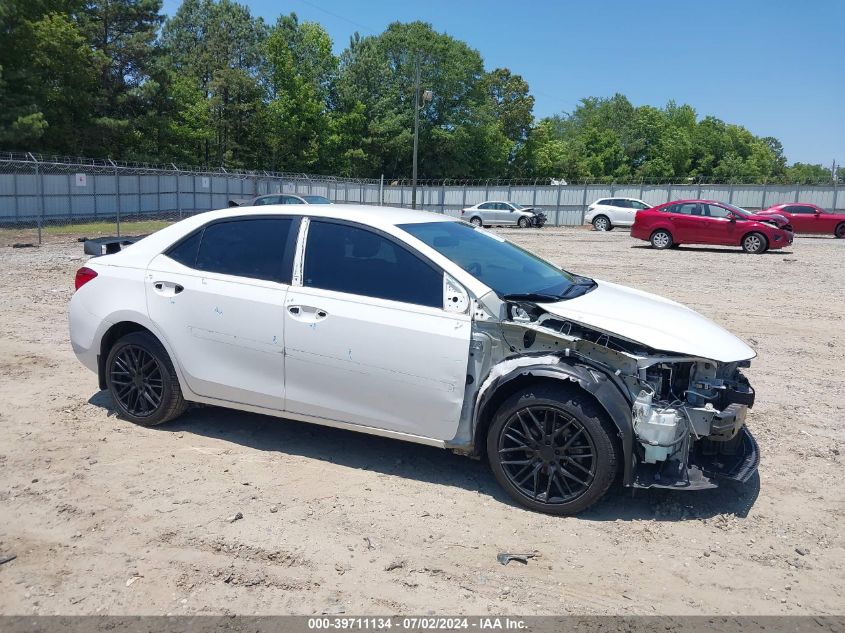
<box><xmin>460</xmin><ymin>201</ymin><xmax>546</xmax><ymax>228</ymax></box>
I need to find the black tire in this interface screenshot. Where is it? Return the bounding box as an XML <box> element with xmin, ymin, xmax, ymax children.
<box><xmin>650</xmin><ymin>229</ymin><xmax>673</xmax><ymax>250</ymax></box>
<box><xmin>592</xmin><ymin>215</ymin><xmax>612</xmax><ymax>231</ymax></box>
<box><xmin>105</xmin><ymin>331</ymin><xmax>188</xmax><ymax>426</ymax></box>
<box><xmin>518</xmin><ymin>216</ymin><xmax>530</xmax><ymax>228</ymax></box>
<box><xmin>469</xmin><ymin>216</ymin><xmax>483</xmax><ymax>227</ymax></box>
<box><xmin>741</xmin><ymin>232</ymin><xmax>768</xmax><ymax>254</ymax></box>
<box><xmin>835</xmin><ymin>222</ymin><xmax>845</xmax><ymax>239</ymax></box>
<box><xmin>486</xmin><ymin>383</ymin><xmax>619</xmax><ymax>515</ymax></box>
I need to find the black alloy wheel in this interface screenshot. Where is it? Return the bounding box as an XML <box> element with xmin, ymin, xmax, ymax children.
<box><xmin>487</xmin><ymin>384</ymin><xmax>619</xmax><ymax>515</ymax></box>
<box><xmin>106</xmin><ymin>331</ymin><xmax>188</xmax><ymax>426</ymax></box>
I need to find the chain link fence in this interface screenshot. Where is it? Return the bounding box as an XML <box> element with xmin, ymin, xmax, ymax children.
<box><xmin>1</xmin><ymin>153</ymin><xmax>841</xmax><ymax>246</ymax></box>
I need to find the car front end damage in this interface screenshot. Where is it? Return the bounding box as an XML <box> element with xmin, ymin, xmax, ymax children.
<box><xmin>449</xmin><ymin>287</ymin><xmax>759</xmax><ymax>492</ymax></box>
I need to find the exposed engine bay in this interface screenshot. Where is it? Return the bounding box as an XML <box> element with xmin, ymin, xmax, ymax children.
<box><xmin>453</xmin><ymin>292</ymin><xmax>760</xmax><ymax>490</ymax></box>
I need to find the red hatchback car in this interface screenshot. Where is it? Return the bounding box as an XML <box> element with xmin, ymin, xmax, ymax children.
<box><xmin>757</xmin><ymin>203</ymin><xmax>845</xmax><ymax>238</ymax></box>
<box><xmin>631</xmin><ymin>200</ymin><xmax>794</xmax><ymax>254</ymax></box>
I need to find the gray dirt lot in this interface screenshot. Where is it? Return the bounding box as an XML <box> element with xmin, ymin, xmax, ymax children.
<box><xmin>0</xmin><ymin>226</ymin><xmax>843</xmax><ymax>615</ymax></box>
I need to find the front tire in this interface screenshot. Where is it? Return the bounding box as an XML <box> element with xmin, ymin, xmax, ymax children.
<box><xmin>835</xmin><ymin>222</ymin><xmax>845</xmax><ymax>239</ymax></box>
<box><xmin>486</xmin><ymin>384</ymin><xmax>619</xmax><ymax>515</ymax></box>
<box><xmin>518</xmin><ymin>217</ymin><xmax>530</xmax><ymax>228</ymax></box>
<box><xmin>592</xmin><ymin>215</ymin><xmax>612</xmax><ymax>231</ymax></box>
<box><xmin>742</xmin><ymin>232</ymin><xmax>768</xmax><ymax>254</ymax></box>
<box><xmin>105</xmin><ymin>331</ymin><xmax>188</xmax><ymax>426</ymax></box>
<box><xmin>650</xmin><ymin>229</ymin><xmax>673</xmax><ymax>249</ymax></box>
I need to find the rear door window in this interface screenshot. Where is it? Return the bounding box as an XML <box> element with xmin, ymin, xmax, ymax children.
<box><xmin>166</xmin><ymin>217</ymin><xmax>297</xmax><ymax>283</ymax></box>
<box><xmin>303</xmin><ymin>221</ymin><xmax>442</xmax><ymax>308</ymax></box>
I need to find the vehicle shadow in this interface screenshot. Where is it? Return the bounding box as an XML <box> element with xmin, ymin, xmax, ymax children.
<box><xmin>88</xmin><ymin>391</ymin><xmax>760</xmax><ymax>522</ymax></box>
<box><xmin>630</xmin><ymin>244</ymin><xmax>793</xmax><ymax>255</ymax></box>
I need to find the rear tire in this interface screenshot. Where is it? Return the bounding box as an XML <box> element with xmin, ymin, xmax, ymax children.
<box><xmin>742</xmin><ymin>232</ymin><xmax>768</xmax><ymax>254</ymax></box>
<box><xmin>592</xmin><ymin>216</ymin><xmax>612</xmax><ymax>231</ymax></box>
<box><xmin>105</xmin><ymin>331</ymin><xmax>188</xmax><ymax>426</ymax></box>
<box><xmin>835</xmin><ymin>222</ymin><xmax>845</xmax><ymax>239</ymax></box>
<box><xmin>469</xmin><ymin>216</ymin><xmax>483</xmax><ymax>227</ymax></box>
<box><xmin>486</xmin><ymin>383</ymin><xmax>619</xmax><ymax>515</ymax></box>
<box><xmin>650</xmin><ymin>229</ymin><xmax>673</xmax><ymax>250</ymax></box>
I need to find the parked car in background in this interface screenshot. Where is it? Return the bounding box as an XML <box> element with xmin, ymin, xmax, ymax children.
<box><xmin>228</xmin><ymin>193</ymin><xmax>332</xmax><ymax>207</ymax></box>
<box><xmin>757</xmin><ymin>203</ymin><xmax>845</xmax><ymax>238</ymax></box>
<box><xmin>70</xmin><ymin>204</ymin><xmax>759</xmax><ymax>515</ymax></box>
<box><xmin>585</xmin><ymin>197</ymin><xmax>651</xmax><ymax>231</ymax></box>
<box><xmin>631</xmin><ymin>200</ymin><xmax>793</xmax><ymax>254</ymax></box>
<box><xmin>460</xmin><ymin>201</ymin><xmax>547</xmax><ymax>228</ymax></box>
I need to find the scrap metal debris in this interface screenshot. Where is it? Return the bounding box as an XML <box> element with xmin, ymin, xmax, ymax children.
<box><xmin>496</xmin><ymin>552</ymin><xmax>539</xmax><ymax>566</ymax></box>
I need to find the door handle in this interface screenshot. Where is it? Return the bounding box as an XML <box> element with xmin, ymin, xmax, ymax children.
<box><xmin>288</xmin><ymin>305</ymin><xmax>328</xmax><ymax>322</ymax></box>
<box><xmin>153</xmin><ymin>281</ymin><xmax>184</xmax><ymax>296</ymax></box>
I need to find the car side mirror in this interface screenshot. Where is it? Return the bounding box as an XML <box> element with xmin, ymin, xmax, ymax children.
<box><xmin>728</xmin><ymin>214</ymin><xmax>737</xmax><ymax>222</ymax></box>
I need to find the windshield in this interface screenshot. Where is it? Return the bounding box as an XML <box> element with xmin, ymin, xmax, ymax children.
<box><xmin>302</xmin><ymin>195</ymin><xmax>332</xmax><ymax>204</ymax></box>
<box><xmin>509</xmin><ymin>202</ymin><xmax>524</xmax><ymax>210</ymax></box>
<box><xmin>399</xmin><ymin>221</ymin><xmax>591</xmax><ymax>300</ymax></box>
<box><xmin>722</xmin><ymin>203</ymin><xmax>754</xmax><ymax>216</ymax></box>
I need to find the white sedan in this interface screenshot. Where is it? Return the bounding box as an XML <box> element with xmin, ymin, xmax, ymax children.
<box><xmin>584</xmin><ymin>197</ymin><xmax>651</xmax><ymax>231</ymax></box>
<box><xmin>70</xmin><ymin>204</ymin><xmax>759</xmax><ymax>515</ymax></box>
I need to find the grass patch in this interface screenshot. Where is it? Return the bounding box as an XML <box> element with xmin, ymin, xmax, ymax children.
<box><xmin>42</xmin><ymin>219</ymin><xmax>173</xmax><ymax>236</ymax></box>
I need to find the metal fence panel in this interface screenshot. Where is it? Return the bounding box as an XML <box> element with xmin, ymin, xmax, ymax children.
<box><xmin>1</xmin><ymin>154</ymin><xmax>842</xmax><ymax>243</ymax></box>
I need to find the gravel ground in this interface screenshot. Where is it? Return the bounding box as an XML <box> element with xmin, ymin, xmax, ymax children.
<box><xmin>0</xmin><ymin>226</ymin><xmax>843</xmax><ymax>615</ymax></box>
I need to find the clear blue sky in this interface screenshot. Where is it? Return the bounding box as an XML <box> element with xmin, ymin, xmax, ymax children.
<box><xmin>162</xmin><ymin>0</ymin><xmax>844</xmax><ymax>166</ymax></box>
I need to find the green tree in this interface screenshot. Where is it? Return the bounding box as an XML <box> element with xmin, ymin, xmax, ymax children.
<box><xmin>337</xmin><ymin>21</ymin><xmax>509</xmax><ymax>179</ymax></box>
<box><xmin>263</xmin><ymin>13</ymin><xmax>337</xmax><ymax>171</ymax></box>
<box><xmin>78</xmin><ymin>0</ymin><xmax>164</xmax><ymax>155</ymax></box>
<box><xmin>161</xmin><ymin>0</ymin><xmax>267</xmax><ymax>167</ymax></box>
<box><xmin>0</xmin><ymin>1</ymin><xmax>96</xmax><ymax>152</ymax></box>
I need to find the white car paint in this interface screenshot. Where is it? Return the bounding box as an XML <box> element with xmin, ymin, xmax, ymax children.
<box><xmin>538</xmin><ymin>280</ymin><xmax>756</xmax><ymax>363</ymax></box>
<box><xmin>584</xmin><ymin>197</ymin><xmax>651</xmax><ymax>229</ymax></box>
<box><xmin>69</xmin><ymin>203</ymin><xmax>755</xmax><ymax>450</ymax></box>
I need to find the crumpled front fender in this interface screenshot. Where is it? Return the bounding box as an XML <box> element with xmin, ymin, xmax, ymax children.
<box><xmin>472</xmin><ymin>355</ymin><xmax>636</xmax><ymax>486</ymax></box>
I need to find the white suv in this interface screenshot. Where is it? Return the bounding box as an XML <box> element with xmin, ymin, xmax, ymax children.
<box><xmin>585</xmin><ymin>197</ymin><xmax>651</xmax><ymax>231</ymax></box>
<box><xmin>69</xmin><ymin>204</ymin><xmax>759</xmax><ymax>515</ymax></box>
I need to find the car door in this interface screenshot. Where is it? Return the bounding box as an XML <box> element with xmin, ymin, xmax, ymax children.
<box><xmin>787</xmin><ymin>204</ymin><xmax>835</xmax><ymax>234</ymax></box>
<box><xmin>491</xmin><ymin>202</ymin><xmax>512</xmax><ymax>225</ymax></box>
<box><xmin>145</xmin><ymin>216</ymin><xmax>299</xmax><ymax>410</ymax></box>
<box><xmin>610</xmin><ymin>199</ymin><xmax>632</xmax><ymax>225</ymax></box>
<box><xmin>668</xmin><ymin>203</ymin><xmax>708</xmax><ymax>243</ymax></box>
<box><xmin>476</xmin><ymin>202</ymin><xmax>496</xmax><ymax>224</ymax></box>
<box><xmin>703</xmin><ymin>203</ymin><xmax>740</xmax><ymax>244</ymax></box>
<box><xmin>629</xmin><ymin>200</ymin><xmax>650</xmax><ymax>225</ymax></box>
<box><xmin>283</xmin><ymin>218</ymin><xmax>472</xmax><ymax>441</ymax></box>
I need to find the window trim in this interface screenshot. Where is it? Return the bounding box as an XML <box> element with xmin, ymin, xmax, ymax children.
<box><xmin>163</xmin><ymin>214</ymin><xmax>302</xmax><ymax>285</ymax></box>
<box><xmin>297</xmin><ymin>217</ymin><xmax>446</xmax><ymax>309</ymax></box>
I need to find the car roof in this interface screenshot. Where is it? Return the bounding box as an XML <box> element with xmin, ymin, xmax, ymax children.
<box><xmin>660</xmin><ymin>199</ymin><xmax>727</xmax><ymax>205</ymax></box>
<box><xmin>111</xmin><ymin>204</ymin><xmax>457</xmax><ymax>263</ymax></box>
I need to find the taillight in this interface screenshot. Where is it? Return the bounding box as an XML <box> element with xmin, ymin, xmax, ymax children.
<box><xmin>460</xmin><ymin>209</ymin><xmax>465</xmax><ymax>214</ymax></box>
<box><xmin>75</xmin><ymin>267</ymin><xmax>98</xmax><ymax>291</ymax></box>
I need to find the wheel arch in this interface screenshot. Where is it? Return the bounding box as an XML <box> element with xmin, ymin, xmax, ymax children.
<box><xmin>471</xmin><ymin>360</ymin><xmax>634</xmax><ymax>485</ymax></box>
<box><xmin>650</xmin><ymin>226</ymin><xmax>673</xmax><ymax>240</ymax></box>
<box><xmin>741</xmin><ymin>229</ymin><xmax>768</xmax><ymax>250</ymax></box>
<box><xmin>97</xmin><ymin>317</ymin><xmax>184</xmax><ymax>393</ymax></box>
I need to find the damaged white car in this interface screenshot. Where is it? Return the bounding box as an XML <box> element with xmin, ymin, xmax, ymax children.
<box><xmin>69</xmin><ymin>205</ymin><xmax>759</xmax><ymax>515</ymax></box>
